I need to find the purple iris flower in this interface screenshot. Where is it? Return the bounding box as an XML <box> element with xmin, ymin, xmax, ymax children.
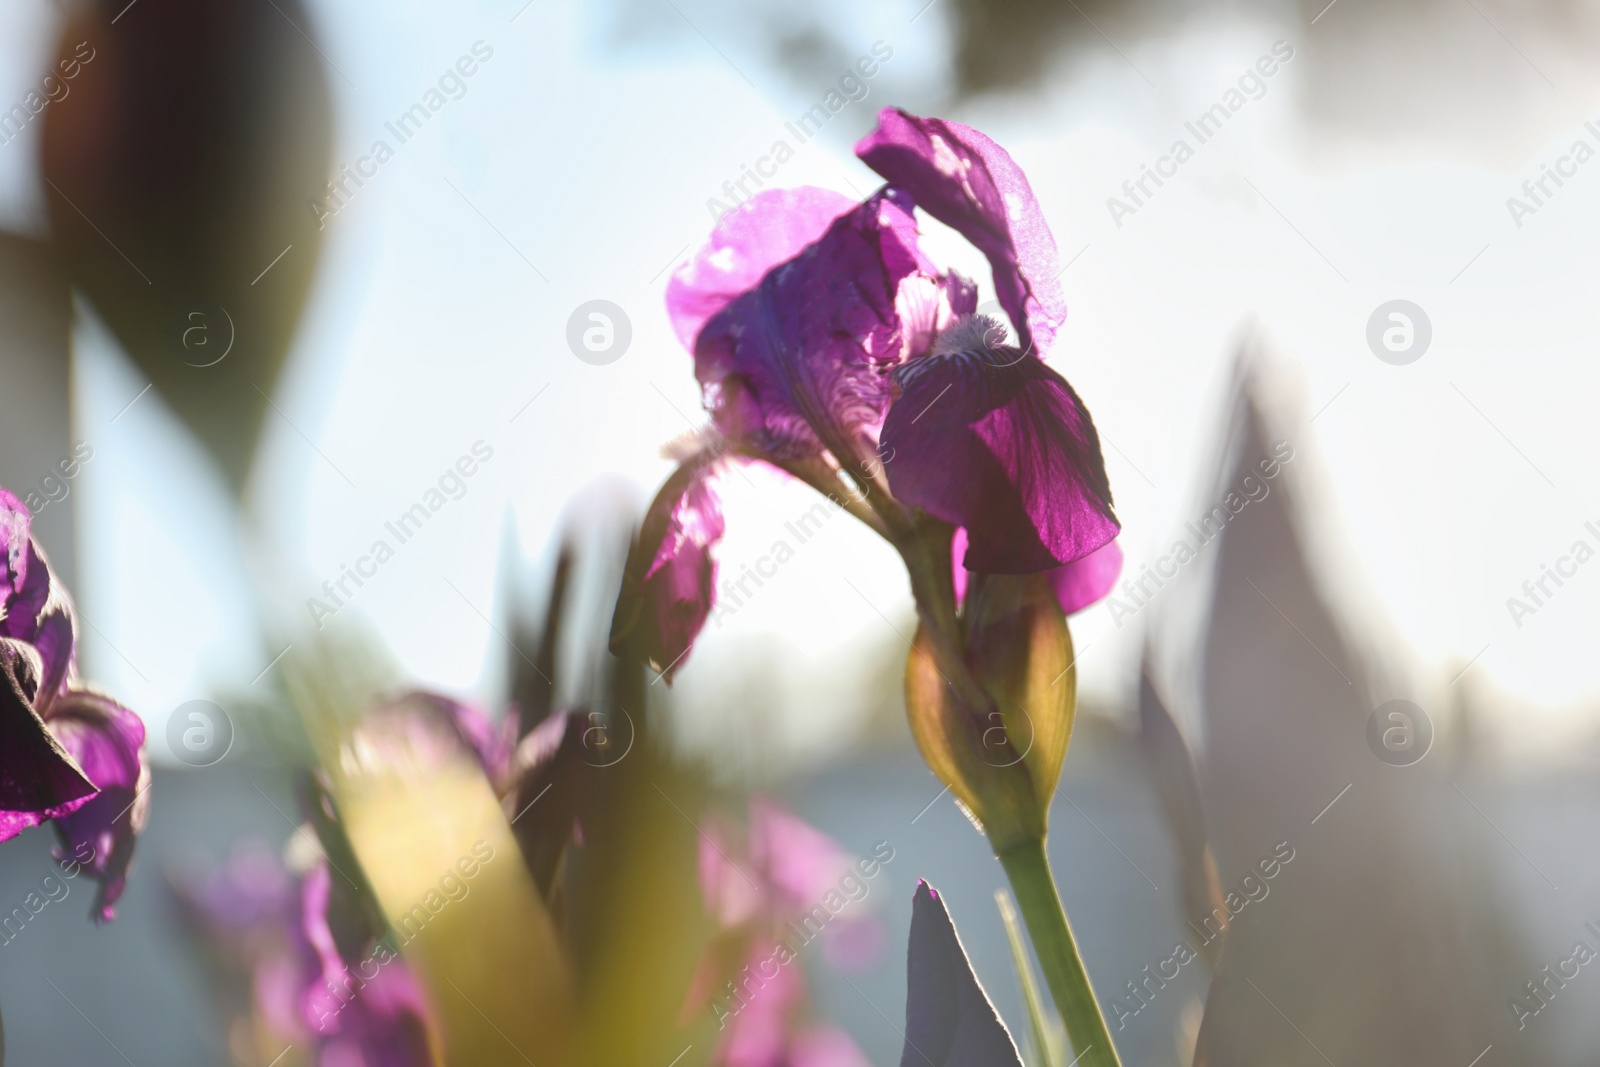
<box><xmin>615</xmin><ymin>109</ymin><xmax>1120</xmax><ymax>680</ymax></box>
<box><xmin>0</xmin><ymin>488</ymin><xmax>148</xmax><ymax>921</ymax></box>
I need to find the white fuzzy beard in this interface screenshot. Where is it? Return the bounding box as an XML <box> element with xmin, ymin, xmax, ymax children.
<box><xmin>931</xmin><ymin>313</ymin><xmax>1008</xmax><ymax>358</ymax></box>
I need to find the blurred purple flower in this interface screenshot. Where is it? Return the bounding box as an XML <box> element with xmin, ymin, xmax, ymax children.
<box><xmin>0</xmin><ymin>488</ymin><xmax>147</xmax><ymax>921</ymax></box>
<box><xmin>616</xmin><ymin>109</ymin><xmax>1119</xmax><ymax>679</ymax></box>
<box><xmin>298</xmin><ymin>862</ymin><xmax>433</xmax><ymax>1067</ymax></box>
<box><xmin>688</xmin><ymin>798</ymin><xmax>880</xmax><ymax>1067</ymax></box>
<box><xmin>900</xmin><ymin>881</ymin><xmax>1023</xmax><ymax>1067</ymax></box>
<box><xmin>173</xmin><ymin>845</ymin><xmax>433</xmax><ymax>1067</ymax></box>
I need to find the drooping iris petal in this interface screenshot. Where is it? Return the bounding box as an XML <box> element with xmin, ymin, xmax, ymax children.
<box><xmin>950</xmin><ymin>530</ymin><xmax>1123</xmax><ymax>615</ymax></box>
<box><xmin>883</xmin><ymin>349</ymin><xmax>1118</xmax><ymax>573</ymax></box>
<box><xmin>0</xmin><ymin>492</ymin><xmax>75</xmax><ymax>706</ymax></box>
<box><xmin>694</xmin><ymin>187</ymin><xmax>937</xmax><ymax>462</ymax></box>
<box><xmin>0</xmin><ymin>641</ymin><xmax>95</xmax><ymax>842</ymax></box>
<box><xmin>46</xmin><ymin>691</ymin><xmax>148</xmax><ymax>921</ymax></box>
<box><xmin>667</xmin><ymin>187</ymin><xmax>856</xmax><ymax>351</ymax></box>
<box><xmin>1048</xmin><ymin>538</ymin><xmax>1124</xmax><ymax>614</ymax></box>
<box><xmin>610</xmin><ymin>451</ymin><xmax>726</xmax><ymax>681</ymax></box>
<box><xmin>857</xmin><ymin>108</ymin><xmax>1068</xmax><ymax>358</ymax></box>
<box><xmin>900</xmin><ymin>881</ymin><xmax>1024</xmax><ymax>1067</ymax></box>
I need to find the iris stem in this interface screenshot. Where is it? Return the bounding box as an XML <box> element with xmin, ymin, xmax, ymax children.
<box><xmin>997</xmin><ymin>837</ymin><xmax>1124</xmax><ymax>1067</ymax></box>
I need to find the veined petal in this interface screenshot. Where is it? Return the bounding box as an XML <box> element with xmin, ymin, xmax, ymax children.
<box><xmin>611</xmin><ymin>450</ymin><xmax>726</xmax><ymax>681</ymax></box>
<box><xmin>883</xmin><ymin>349</ymin><xmax>1118</xmax><ymax>573</ymax></box>
<box><xmin>694</xmin><ymin>187</ymin><xmax>936</xmax><ymax>462</ymax></box>
<box><xmin>0</xmin><ymin>641</ymin><xmax>95</xmax><ymax>842</ymax></box>
<box><xmin>857</xmin><ymin>109</ymin><xmax>1067</xmax><ymax>358</ymax></box>
<box><xmin>45</xmin><ymin>691</ymin><xmax>149</xmax><ymax>921</ymax></box>
<box><xmin>900</xmin><ymin>881</ymin><xmax>1024</xmax><ymax>1067</ymax></box>
<box><xmin>667</xmin><ymin>186</ymin><xmax>857</xmax><ymax>351</ymax></box>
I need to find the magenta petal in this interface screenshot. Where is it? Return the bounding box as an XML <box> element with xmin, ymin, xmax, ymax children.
<box><xmin>950</xmin><ymin>529</ymin><xmax>1120</xmax><ymax>614</ymax></box>
<box><xmin>299</xmin><ymin>862</ymin><xmax>433</xmax><ymax>1065</ymax></box>
<box><xmin>883</xmin><ymin>352</ymin><xmax>1118</xmax><ymax>573</ymax></box>
<box><xmin>901</xmin><ymin>881</ymin><xmax>1023</xmax><ymax>1067</ymax></box>
<box><xmin>0</xmin><ymin>489</ymin><xmax>33</xmax><ymax>604</ymax></box>
<box><xmin>857</xmin><ymin>109</ymin><xmax>1067</xmax><ymax>357</ymax></box>
<box><xmin>46</xmin><ymin>692</ymin><xmax>149</xmax><ymax>922</ymax></box>
<box><xmin>611</xmin><ymin>453</ymin><xmax>726</xmax><ymax>681</ymax></box>
<box><xmin>694</xmin><ymin>187</ymin><xmax>935</xmax><ymax>461</ymax></box>
<box><xmin>667</xmin><ymin>186</ymin><xmax>857</xmax><ymax>351</ymax></box>
<box><xmin>0</xmin><ymin>644</ymin><xmax>96</xmax><ymax>843</ymax></box>
<box><xmin>748</xmin><ymin>796</ymin><xmax>851</xmax><ymax>909</ymax></box>
<box><xmin>0</xmin><ymin>493</ymin><xmax>75</xmax><ymax>705</ymax></box>
<box><xmin>1048</xmin><ymin>538</ymin><xmax>1124</xmax><ymax>614</ymax></box>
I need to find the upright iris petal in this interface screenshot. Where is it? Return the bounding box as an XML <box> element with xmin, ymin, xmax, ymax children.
<box><xmin>667</xmin><ymin>187</ymin><xmax>856</xmax><ymax>352</ymax></box>
<box><xmin>46</xmin><ymin>692</ymin><xmax>148</xmax><ymax>922</ymax></box>
<box><xmin>694</xmin><ymin>187</ymin><xmax>936</xmax><ymax>463</ymax></box>
<box><xmin>883</xmin><ymin>342</ymin><xmax>1119</xmax><ymax>573</ymax></box>
<box><xmin>611</xmin><ymin>449</ymin><xmax>726</xmax><ymax>680</ymax></box>
<box><xmin>857</xmin><ymin>108</ymin><xmax>1068</xmax><ymax>358</ymax></box>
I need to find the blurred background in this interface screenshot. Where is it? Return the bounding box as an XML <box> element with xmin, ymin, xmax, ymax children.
<box><xmin>3</xmin><ymin>0</ymin><xmax>1600</xmax><ymax>1063</ymax></box>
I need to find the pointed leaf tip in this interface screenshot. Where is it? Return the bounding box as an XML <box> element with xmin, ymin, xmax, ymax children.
<box><xmin>902</xmin><ymin>881</ymin><xmax>1024</xmax><ymax>1067</ymax></box>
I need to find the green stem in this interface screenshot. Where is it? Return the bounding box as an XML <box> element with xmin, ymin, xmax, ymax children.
<box><xmin>998</xmin><ymin>837</ymin><xmax>1124</xmax><ymax>1067</ymax></box>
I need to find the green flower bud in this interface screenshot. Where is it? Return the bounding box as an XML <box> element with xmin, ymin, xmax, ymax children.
<box><xmin>905</xmin><ymin>571</ymin><xmax>1077</xmax><ymax>853</ymax></box>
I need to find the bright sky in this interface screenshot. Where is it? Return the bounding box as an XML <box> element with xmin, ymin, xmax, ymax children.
<box><xmin>4</xmin><ymin>0</ymin><xmax>1600</xmax><ymax>763</ymax></box>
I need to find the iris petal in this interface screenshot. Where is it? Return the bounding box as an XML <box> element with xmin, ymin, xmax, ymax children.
<box><xmin>951</xmin><ymin>529</ymin><xmax>1123</xmax><ymax>615</ymax></box>
<box><xmin>857</xmin><ymin>108</ymin><xmax>1068</xmax><ymax>358</ymax></box>
<box><xmin>610</xmin><ymin>450</ymin><xmax>726</xmax><ymax>681</ymax></box>
<box><xmin>1048</xmin><ymin>538</ymin><xmax>1125</xmax><ymax>615</ymax></box>
<box><xmin>694</xmin><ymin>187</ymin><xmax>935</xmax><ymax>462</ymax></box>
<box><xmin>0</xmin><ymin>493</ymin><xmax>75</xmax><ymax>706</ymax></box>
<box><xmin>883</xmin><ymin>351</ymin><xmax>1119</xmax><ymax>573</ymax></box>
<box><xmin>45</xmin><ymin>691</ymin><xmax>148</xmax><ymax>921</ymax></box>
<box><xmin>667</xmin><ymin>186</ymin><xmax>857</xmax><ymax>351</ymax></box>
<box><xmin>0</xmin><ymin>641</ymin><xmax>95</xmax><ymax>843</ymax></box>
